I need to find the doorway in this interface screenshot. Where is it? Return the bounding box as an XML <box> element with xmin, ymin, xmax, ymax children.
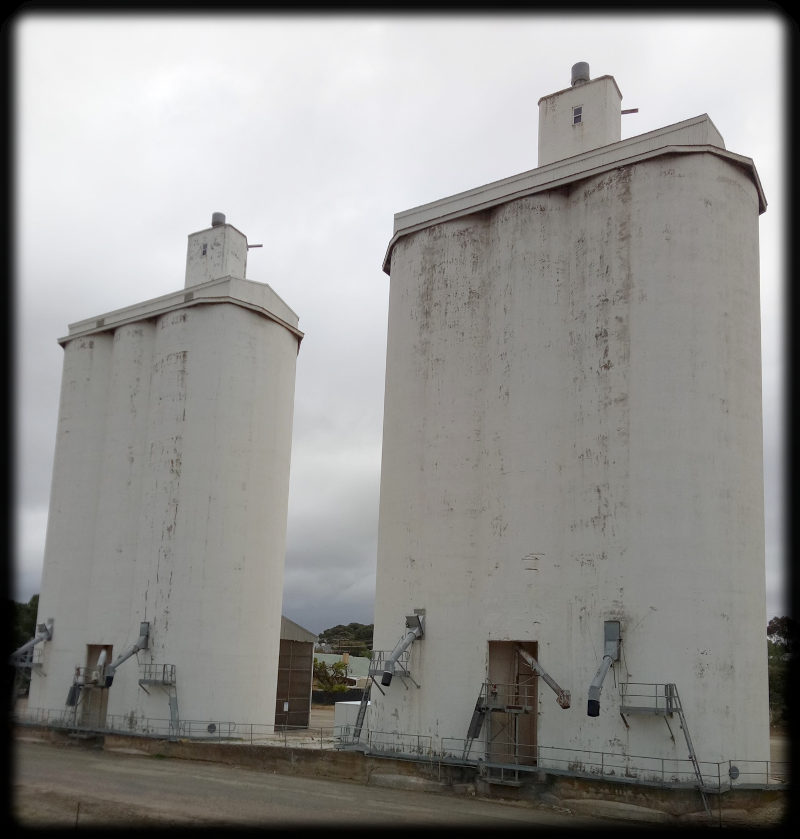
<box><xmin>79</xmin><ymin>644</ymin><xmax>112</xmax><ymax>729</ymax></box>
<box><xmin>486</xmin><ymin>641</ymin><xmax>538</xmax><ymax>765</ymax></box>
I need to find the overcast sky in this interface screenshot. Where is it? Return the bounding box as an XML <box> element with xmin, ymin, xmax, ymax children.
<box><xmin>12</xmin><ymin>10</ymin><xmax>789</xmax><ymax>635</ymax></box>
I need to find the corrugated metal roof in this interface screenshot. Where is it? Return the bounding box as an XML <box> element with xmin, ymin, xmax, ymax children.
<box><xmin>280</xmin><ymin>615</ymin><xmax>317</xmax><ymax>643</ymax></box>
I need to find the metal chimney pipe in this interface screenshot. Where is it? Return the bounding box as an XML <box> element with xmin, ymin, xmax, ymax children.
<box><xmin>571</xmin><ymin>62</ymin><xmax>590</xmax><ymax>86</ymax></box>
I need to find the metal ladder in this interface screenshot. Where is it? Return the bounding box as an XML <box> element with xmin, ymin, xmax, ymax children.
<box><xmin>463</xmin><ymin>684</ymin><xmax>527</xmax><ymax>785</ymax></box>
<box><xmin>463</xmin><ymin>690</ymin><xmax>487</xmax><ymax>760</ymax></box>
<box><xmin>670</xmin><ymin>684</ymin><xmax>711</xmax><ymax>817</ymax></box>
<box><xmin>167</xmin><ymin>686</ymin><xmax>180</xmax><ymax>737</ymax></box>
<box><xmin>352</xmin><ymin>677</ymin><xmax>373</xmax><ymax>741</ymax></box>
<box><xmin>350</xmin><ymin>645</ymin><xmax>422</xmax><ymax>745</ymax></box>
<box><xmin>620</xmin><ymin>682</ymin><xmax>711</xmax><ymax>818</ymax></box>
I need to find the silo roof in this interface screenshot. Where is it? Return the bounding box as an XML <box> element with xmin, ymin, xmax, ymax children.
<box><xmin>382</xmin><ymin>113</ymin><xmax>766</xmax><ymax>275</ymax></box>
<box><xmin>59</xmin><ymin>275</ymin><xmax>304</xmax><ymax>346</ymax></box>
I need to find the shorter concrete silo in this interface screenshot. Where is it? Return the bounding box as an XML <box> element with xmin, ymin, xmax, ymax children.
<box><xmin>28</xmin><ymin>214</ymin><xmax>302</xmax><ymax>733</ymax></box>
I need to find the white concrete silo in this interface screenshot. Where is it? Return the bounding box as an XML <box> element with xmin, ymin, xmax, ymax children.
<box><xmin>368</xmin><ymin>65</ymin><xmax>769</xmax><ymax>778</ymax></box>
<box><xmin>29</xmin><ymin>214</ymin><xmax>302</xmax><ymax>730</ymax></box>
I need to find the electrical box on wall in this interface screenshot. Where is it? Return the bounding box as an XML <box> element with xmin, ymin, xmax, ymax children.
<box><xmin>604</xmin><ymin>621</ymin><xmax>621</xmax><ymax>661</ymax></box>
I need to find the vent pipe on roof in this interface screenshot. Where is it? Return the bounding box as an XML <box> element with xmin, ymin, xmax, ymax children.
<box><xmin>571</xmin><ymin>62</ymin><xmax>590</xmax><ymax>86</ymax></box>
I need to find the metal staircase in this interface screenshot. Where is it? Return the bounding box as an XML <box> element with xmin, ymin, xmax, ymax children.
<box><xmin>464</xmin><ymin>650</ymin><xmax>569</xmax><ymax>768</ymax></box>
<box><xmin>620</xmin><ymin>682</ymin><xmax>710</xmax><ymax>817</ymax></box>
<box><xmin>462</xmin><ymin>680</ymin><xmax>537</xmax><ymax>784</ymax></box>
<box><xmin>139</xmin><ymin>663</ymin><xmax>179</xmax><ymax>736</ymax></box>
<box><xmin>463</xmin><ymin>692</ymin><xmax>487</xmax><ymax>760</ymax></box>
<box><xmin>352</xmin><ymin>677</ymin><xmax>372</xmax><ymax>740</ymax></box>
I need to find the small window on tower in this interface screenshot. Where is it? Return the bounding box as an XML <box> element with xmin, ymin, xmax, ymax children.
<box><xmin>201</xmin><ymin>244</ymin><xmax>207</xmax><ymax>256</ymax></box>
<box><xmin>573</xmin><ymin>106</ymin><xmax>583</xmax><ymax>125</ymax></box>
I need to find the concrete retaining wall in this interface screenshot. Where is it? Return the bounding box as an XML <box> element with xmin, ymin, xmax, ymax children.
<box><xmin>15</xmin><ymin>725</ymin><xmax>786</xmax><ymax>826</ymax></box>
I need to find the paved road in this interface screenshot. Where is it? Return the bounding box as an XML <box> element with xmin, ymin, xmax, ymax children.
<box><xmin>12</xmin><ymin>738</ymin><xmax>607</xmax><ymax>828</ymax></box>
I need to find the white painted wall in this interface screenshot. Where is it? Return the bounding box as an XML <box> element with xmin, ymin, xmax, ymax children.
<box><xmin>185</xmin><ymin>220</ymin><xmax>248</xmax><ymax>287</ymax></box>
<box><xmin>334</xmin><ymin>700</ymin><xmax>370</xmax><ymax>738</ymax></box>
<box><xmin>538</xmin><ymin>72</ymin><xmax>622</xmax><ymax>166</ymax></box>
<box><xmin>31</xmin><ymin>333</ymin><xmax>115</xmax><ymax>714</ymax></box>
<box><xmin>30</xmin><ymin>264</ymin><xmax>299</xmax><ymax>730</ymax></box>
<box><xmin>370</xmin><ymin>140</ymin><xmax>769</xmax><ymax>771</ymax></box>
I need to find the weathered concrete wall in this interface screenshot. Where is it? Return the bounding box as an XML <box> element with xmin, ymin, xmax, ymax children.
<box><xmin>30</xmin><ymin>293</ymin><xmax>299</xmax><ymax>729</ymax></box>
<box><xmin>371</xmin><ymin>148</ymin><xmax>768</xmax><ymax>768</ymax></box>
<box><xmin>32</xmin><ymin>332</ymin><xmax>116</xmax><ymax>713</ymax></box>
<box><xmin>538</xmin><ymin>74</ymin><xmax>622</xmax><ymax>166</ymax></box>
<box><xmin>185</xmin><ymin>221</ymin><xmax>248</xmax><ymax>287</ymax></box>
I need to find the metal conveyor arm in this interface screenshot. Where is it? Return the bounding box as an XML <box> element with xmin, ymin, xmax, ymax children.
<box><xmin>103</xmin><ymin>622</ymin><xmax>150</xmax><ymax>687</ymax></box>
<box><xmin>9</xmin><ymin>619</ymin><xmax>54</xmax><ymax>665</ymax></box>
<box><xmin>587</xmin><ymin>621</ymin><xmax>621</xmax><ymax>717</ymax></box>
<box><xmin>515</xmin><ymin>645</ymin><xmax>571</xmax><ymax>709</ymax></box>
<box><xmin>381</xmin><ymin>614</ymin><xmax>424</xmax><ymax>686</ymax></box>
<box><xmin>587</xmin><ymin>655</ymin><xmax>614</xmax><ymax>716</ymax></box>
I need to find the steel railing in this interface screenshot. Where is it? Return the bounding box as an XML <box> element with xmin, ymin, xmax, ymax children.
<box><xmin>368</xmin><ymin>649</ymin><xmax>412</xmax><ymax>678</ymax></box>
<box><xmin>138</xmin><ymin>663</ymin><xmax>176</xmax><ymax>685</ymax></box>
<box><xmin>344</xmin><ymin>731</ymin><xmax>790</xmax><ymax>791</ymax></box>
<box><xmin>620</xmin><ymin>682</ymin><xmax>680</xmax><ymax>714</ymax></box>
<box><xmin>13</xmin><ymin>707</ymin><xmax>789</xmax><ymax>790</ymax></box>
<box><xmin>480</xmin><ymin>680</ymin><xmax>537</xmax><ymax>711</ymax></box>
<box><xmin>14</xmin><ymin>707</ymin><xmax>339</xmax><ymax>749</ymax></box>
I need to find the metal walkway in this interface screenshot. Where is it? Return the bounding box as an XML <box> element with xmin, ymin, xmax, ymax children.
<box><xmin>620</xmin><ymin>682</ymin><xmax>710</xmax><ymax>817</ymax></box>
<box><xmin>138</xmin><ymin>663</ymin><xmax>179</xmax><ymax>735</ymax></box>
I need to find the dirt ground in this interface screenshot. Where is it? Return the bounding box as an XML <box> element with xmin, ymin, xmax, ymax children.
<box><xmin>11</xmin><ymin>703</ymin><xmax>791</xmax><ymax>828</ymax></box>
<box><xmin>12</xmin><ymin>737</ymin><xmax>612</xmax><ymax>829</ymax></box>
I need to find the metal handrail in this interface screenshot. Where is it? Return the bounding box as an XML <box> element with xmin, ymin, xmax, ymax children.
<box><xmin>620</xmin><ymin>682</ymin><xmax>680</xmax><ymax>714</ymax></box>
<box><xmin>12</xmin><ymin>707</ymin><xmax>789</xmax><ymax>791</ymax></box>
<box><xmin>138</xmin><ymin>663</ymin><xmax>176</xmax><ymax>684</ymax></box>
<box><xmin>480</xmin><ymin>680</ymin><xmax>536</xmax><ymax>711</ymax></box>
<box><xmin>368</xmin><ymin>649</ymin><xmax>412</xmax><ymax>677</ymax></box>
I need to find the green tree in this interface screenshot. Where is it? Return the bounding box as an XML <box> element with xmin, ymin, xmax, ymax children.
<box><xmin>9</xmin><ymin>594</ymin><xmax>40</xmax><ymax>697</ymax></box>
<box><xmin>313</xmin><ymin>657</ymin><xmax>350</xmax><ymax>693</ymax></box>
<box><xmin>317</xmin><ymin>623</ymin><xmax>373</xmax><ymax>658</ymax></box>
<box><xmin>767</xmin><ymin>615</ymin><xmax>795</xmax><ymax>725</ymax></box>
<box><xmin>11</xmin><ymin>594</ymin><xmax>39</xmax><ymax>652</ymax></box>
<box><xmin>767</xmin><ymin>616</ymin><xmax>797</xmax><ymax>653</ymax></box>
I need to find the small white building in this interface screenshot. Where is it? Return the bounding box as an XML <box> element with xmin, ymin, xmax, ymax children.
<box><xmin>314</xmin><ymin>653</ymin><xmax>372</xmax><ymax>690</ymax></box>
<box><xmin>29</xmin><ymin>213</ymin><xmax>302</xmax><ymax>732</ymax></box>
<box><xmin>369</xmin><ymin>64</ymin><xmax>769</xmax><ymax>780</ymax></box>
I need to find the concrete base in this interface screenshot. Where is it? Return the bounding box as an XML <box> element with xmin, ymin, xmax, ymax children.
<box><xmin>14</xmin><ymin>725</ymin><xmax>787</xmax><ymax>827</ymax></box>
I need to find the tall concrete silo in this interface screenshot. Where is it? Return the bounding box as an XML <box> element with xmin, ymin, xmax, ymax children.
<box><xmin>368</xmin><ymin>65</ymin><xmax>769</xmax><ymax>780</ymax></box>
<box><xmin>28</xmin><ymin>214</ymin><xmax>302</xmax><ymax>731</ymax></box>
